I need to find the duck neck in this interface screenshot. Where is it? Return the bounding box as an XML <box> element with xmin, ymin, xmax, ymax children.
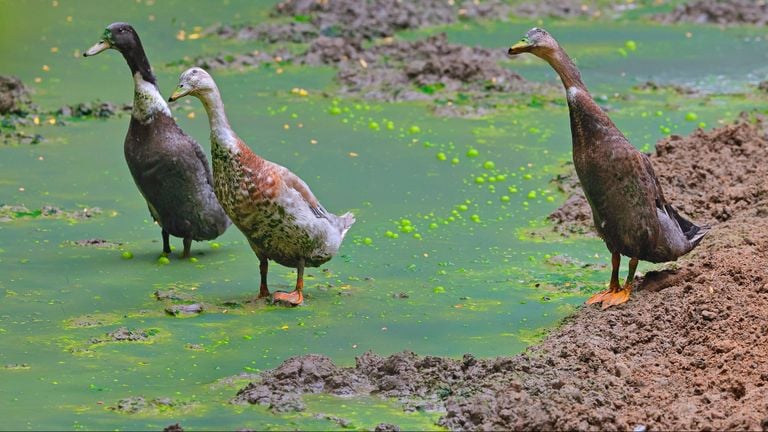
<box><xmin>121</xmin><ymin>43</ymin><xmax>170</xmax><ymax>123</ymax></box>
<box><xmin>198</xmin><ymin>87</ymin><xmax>238</xmax><ymax>153</ymax></box>
<box><xmin>542</xmin><ymin>47</ymin><xmax>586</xmax><ymax>92</ymax></box>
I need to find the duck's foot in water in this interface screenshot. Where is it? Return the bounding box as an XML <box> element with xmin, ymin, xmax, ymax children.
<box><xmin>273</xmin><ymin>290</ymin><xmax>303</xmax><ymax>306</ymax></box>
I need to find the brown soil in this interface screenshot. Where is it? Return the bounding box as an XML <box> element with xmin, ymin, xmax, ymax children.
<box><xmin>232</xmin><ymin>115</ymin><xmax>768</xmax><ymax>430</ymax></box>
<box><xmin>654</xmin><ymin>0</ymin><xmax>768</xmax><ymax>25</ymax></box>
<box><xmin>0</xmin><ymin>75</ymin><xmax>31</xmax><ymax>115</ymax></box>
<box><xmin>512</xmin><ymin>0</ymin><xmax>638</xmax><ymax>20</ymax></box>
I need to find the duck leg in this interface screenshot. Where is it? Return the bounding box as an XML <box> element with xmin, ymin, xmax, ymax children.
<box><xmin>273</xmin><ymin>259</ymin><xmax>304</xmax><ymax>306</ymax></box>
<box><xmin>161</xmin><ymin>229</ymin><xmax>172</xmax><ymax>256</ymax></box>
<box><xmin>586</xmin><ymin>252</ymin><xmax>621</xmax><ymax>305</ymax></box>
<box><xmin>601</xmin><ymin>257</ymin><xmax>638</xmax><ymax>309</ymax></box>
<box><xmin>257</xmin><ymin>255</ymin><xmax>270</xmax><ymax>298</ymax></box>
<box><xmin>182</xmin><ymin>237</ymin><xmax>192</xmax><ymax>259</ymax></box>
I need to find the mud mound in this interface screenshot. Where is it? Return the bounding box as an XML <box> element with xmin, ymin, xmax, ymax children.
<box><xmin>513</xmin><ymin>0</ymin><xmax>637</xmax><ymax>20</ymax></box>
<box><xmin>654</xmin><ymin>0</ymin><xmax>768</xmax><ymax>25</ymax></box>
<box><xmin>331</xmin><ymin>34</ymin><xmax>534</xmax><ymax>102</ymax></box>
<box><xmin>548</xmin><ymin>114</ymin><xmax>768</xmax><ymax>234</ymax></box>
<box><xmin>0</xmin><ymin>75</ymin><xmax>31</xmax><ymax>115</ymax></box>
<box><xmin>208</xmin><ymin>0</ymin><xmax>511</xmax><ymax>43</ymax></box>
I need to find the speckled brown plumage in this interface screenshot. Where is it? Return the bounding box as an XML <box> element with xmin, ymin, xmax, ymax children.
<box><xmin>509</xmin><ymin>28</ymin><xmax>708</xmax><ymax>308</ymax></box>
<box><xmin>170</xmin><ymin>67</ymin><xmax>355</xmax><ymax>305</ymax></box>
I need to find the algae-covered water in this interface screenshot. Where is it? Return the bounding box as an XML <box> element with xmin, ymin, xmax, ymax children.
<box><xmin>1</xmin><ymin>0</ymin><xmax>767</xmax><ymax>430</ymax></box>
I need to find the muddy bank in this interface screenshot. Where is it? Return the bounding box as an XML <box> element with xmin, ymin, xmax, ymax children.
<box><xmin>513</xmin><ymin>0</ymin><xmax>639</xmax><ymax>20</ymax></box>
<box><xmin>192</xmin><ymin>33</ymin><xmax>554</xmax><ymax>113</ymax></box>
<box><xmin>207</xmin><ymin>0</ymin><xmax>509</xmax><ymax>43</ymax></box>
<box><xmin>233</xmin><ymin>116</ymin><xmax>768</xmax><ymax>430</ymax></box>
<box><xmin>0</xmin><ymin>204</ymin><xmax>102</xmax><ymax>223</ymax></box>
<box><xmin>654</xmin><ymin>0</ymin><xmax>768</xmax><ymax>25</ymax></box>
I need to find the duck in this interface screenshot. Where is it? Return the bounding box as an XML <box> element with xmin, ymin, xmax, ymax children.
<box><xmin>83</xmin><ymin>23</ymin><xmax>230</xmax><ymax>258</ymax></box>
<box><xmin>168</xmin><ymin>67</ymin><xmax>355</xmax><ymax>306</ymax></box>
<box><xmin>508</xmin><ymin>28</ymin><xmax>708</xmax><ymax>309</ymax></box>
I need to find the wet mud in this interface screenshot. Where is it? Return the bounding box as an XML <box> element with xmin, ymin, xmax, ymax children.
<box><xmin>0</xmin><ymin>75</ymin><xmax>31</xmax><ymax>115</ymax></box>
<box><xmin>235</xmin><ymin>116</ymin><xmax>768</xmax><ymax>430</ymax></box>
<box><xmin>512</xmin><ymin>0</ymin><xmax>636</xmax><ymax>20</ymax></box>
<box><xmin>0</xmin><ymin>205</ymin><xmax>103</xmax><ymax>223</ymax></box>
<box><xmin>654</xmin><ymin>0</ymin><xmax>768</xmax><ymax>25</ymax></box>
<box><xmin>110</xmin><ymin>396</ymin><xmax>191</xmax><ymax>414</ymax></box>
<box><xmin>191</xmin><ymin>1</ymin><xmax>554</xmax><ymax>115</ymax></box>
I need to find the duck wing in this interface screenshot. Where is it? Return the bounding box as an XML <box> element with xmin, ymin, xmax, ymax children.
<box><xmin>275</xmin><ymin>165</ymin><xmax>329</xmax><ymax>220</ymax></box>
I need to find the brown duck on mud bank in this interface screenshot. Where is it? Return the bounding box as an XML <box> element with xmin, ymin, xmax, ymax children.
<box><xmin>508</xmin><ymin>28</ymin><xmax>708</xmax><ymax>308</ymax></box>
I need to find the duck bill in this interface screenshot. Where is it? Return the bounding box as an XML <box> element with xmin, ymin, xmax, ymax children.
<box><xmin>83</xmin><ymin>40</ymin><xmax>111</xmax><ymax>57</ymax></box>
<box><xmin>507</xmin><ymin>40</ymin><xmax>531</xmax><ymax>56</ymax></box>
<box><xmin>168</xmin><ymin>86</ymin><xmax>190</xmax><ymax>102</ymax></box>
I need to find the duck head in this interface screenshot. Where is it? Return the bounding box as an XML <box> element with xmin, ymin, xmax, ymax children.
<box><xmin>507</xmin><ymin>28</ymin><xmax>559</xmax><ymax>58</ymax></box>
<box><xmin>168</xmin><ymin>67</ymin><xmax>215</xmax><ymax>102</ymax></box>
<box><xmin>83</xmin><ymin>22</ymin><xmax>141</xmax><ymax>57</ymax></box>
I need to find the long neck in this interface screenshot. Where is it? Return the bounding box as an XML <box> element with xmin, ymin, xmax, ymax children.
<box><xmin>198</xmin><ymin>87</ymin><xmax>239</xmax><ymax>152</ymax></box>
<box><xmin>543</xmin><ymin>47</ymin><xmax>586</xmax><ymax>92</ymax></box>
<box><xmin>121</xmin><ymin>42</ymin><xmax>170</xmax><ymax>123</ymax></box>
<box><xmin>121</xmin><ymin>41</ymin><xmax>156</xmax><ymax>85</ymax></box>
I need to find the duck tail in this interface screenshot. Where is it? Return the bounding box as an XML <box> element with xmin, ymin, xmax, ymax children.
<box><xmin>336</xmin><ymin>212</ymin><xmax>356</xmax><ymax>238</ymax></box>
<box><xmin>665</xmin><ymin>204</ymin><xmax>709</xmax><ymax>247</ymax></box>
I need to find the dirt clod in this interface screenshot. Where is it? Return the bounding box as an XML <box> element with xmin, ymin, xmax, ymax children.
<box><xmin>0</xmin><ymin>75</ymin><xmax>31</xmax><ymax>115</ymax></box>
<box><xmin>654</xmin><ymin>0</ymin><xmax>768</xmax><ymax>25</ymax></box>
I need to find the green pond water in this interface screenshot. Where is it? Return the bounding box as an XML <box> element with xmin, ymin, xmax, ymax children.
<box><xmin>1</xmin><ymin>0</ymin><xmax>767</xmax><ymax>430</ymax></box>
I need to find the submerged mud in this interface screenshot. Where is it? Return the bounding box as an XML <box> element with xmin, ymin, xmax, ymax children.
<box><xmin>236</xmin><ymin>117</ymin><xmax>768</xmax><ymax>430</ymax></box>
<box><xmin>654</xmin><ymin>0</ymin><xmax>768</xmax><ymax>25</ymax></box>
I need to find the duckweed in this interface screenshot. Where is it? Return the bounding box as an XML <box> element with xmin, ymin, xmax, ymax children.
<box><xmin>457</xmin><ymin>204</ymin><xmax>469</xmax><ymax>212</ymax></box>
<box><xmin>368</xmin><ymin>121</ymin><xmax>380</xmax><ymax>130</ymax></box>
<box><xmin>527</xmin><ymin>191</ymin><xmax>537</xmax><ymax>199</ymax></box>
<box><xmin>386</xmin><ymin>120</ymin><xmax>395</xmax><ymax>130</ymax></box>
<box><xmin>328</xmin><ymin>106</ymin><xmax>342</xmax><ymax>115</ymax></box>
<box><xmin>210</xmin><ymin>242</ymin><xmax>221</xmax><ymax>249</ymax></box>
<box><xmin>157</xmin><ymin>256</ymin><xmax>170</xmax><ymax>265</ymax></box>
<box><xmin>433</xmin><ymin>286</ymin><xmax>446</xmax><ymax>294</ymax></box>
<box><xmin>483</xmin><ymin>161</ymin><xmax>495</xmax><ymax>170</ymax></box>
<box><xmin>466</xmin><ymin>148</ymin><xmax>479</xmax><ymax>158</ymax></box>
<box><xmin>470</xmin><ymin>214</ymin><xmax>481</xmax><ymax>223</ymax></box>
<box><xmin>120</xmin><ymin>251</ymin><xmax>133</xmax><ymax>260</ymax></box>
<box><xmin>474</xmin><ymin>176</ymin><xmax>486</xmax><ymax>184</ymax></box>
<box><xmin>624</xmin><ymin>40</ymin><xmax>637</xmax><ymax>51</ymax></box>
<box><xmin>408</xmin><ymin>125</ymin><xmax>421</xmax><ymax>134</ymax></box>
<box><xmin>436</xmin><ymin>152</ymin><xmax>447</xmax><ymax>161</ymax></box>
<box><xmin>429</xmin><ymin>222</ymin><xmax>439</xmax><ymax>229</ymax></box>
<box><xmin>684</xmin><ymin>112</ymin><xmax>698</xmax><ymax>122</ymax></box>
<box><xmin>363</xmin><ymin>237</ymin><xmax>373</xmax><ymax>246</ymax></box>
<box><xmin>500</xmin><ymin>195</ymin><xmax>511</xmax><ymax>203</ymax></box>
<box><xmin>413</xmin><ymin>233</ymin><xmax>422</xmax><ymax>240</ymax></box>
<box><xmin>451</xmin><ymin>157</ymin><xmax>460</xmax><ymax>165</ymax></box>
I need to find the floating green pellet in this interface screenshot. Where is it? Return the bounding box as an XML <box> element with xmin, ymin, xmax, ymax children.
<box><xmin>329</xmin><ymin>106</ymin><xmax>342</xmax><ymax>115</ymax></box>
<box><xmin>624</xmin><ymin>40</ymin><xmax>637</xmax><ymax>51</ymax></box>
<box><xmin>157</xmin><ymin>256</ymin><xmax>170</xmax><ymax>265</ymax></box>
<box><xmin>369</xmin><ymin>121</ymin><xmax>380</xmax><ymax>130</ymax></box>
<box><xmin>385</xmin><ymin>230</ymin><xmax>396</xmax><ymax>238</ymax></box>
<box><xmin>527</xmin><ymin>191</ymin><xmax>537</xmax><ymax>199</ymax></box>
<box><xmin>457</xmin><ymin>204</ymin><xmax>469</xmax><ymax>211</ymax></box>
<box><xmin>400</xmin><ymin>225</ymin><xmax>414</xmax><ymax>233</ymax></box>
<box><xmin>413</xmin><ymin>233</ymin><xmax>422</xmax><ymax>240</ymax></box>
<box><xmin>522</xmin><ymin>174</ymin><xmax>533</xmax><ymax>180</ymax></box>
<box><xmin>451</xmin><ymin>157</ymin><xmax>460</xmax><ymax>165</ymax></box>
<box><xmin>500</xmin><ymin>195</ymin><xmax>510</xmax><ymax>203</ymax></box>
<box><xmin>400</xmin><ymin>218</ymin><xmax>412</xmax><ymax>226</ymax></box>
<box><xmin>363</xmin><ymin>237</ymin><xmax>373</xmax><ymax>245</ymax></box>
<box><xmin>433</xmin><ymin>286</ymin><xmax>446</xmax><ymax>294</ymax></box>
<box><xmin>409</xmin><ymin>125</ymin><xmax>421</xmax><ymax>134</ymax></box>
<box><xmin>496</xmin><ymin>174</ymin><xmax>507</xmax><ymax>182</ymax></box>
<box><xmin>436</xmin><ymin>152</ymin><xmax>447</xmax><ymax>161</ymax></box>
<box><xmin>698</xmin><ymin>121</ymin><xmax>706</xmax><ymax>128</ymax></box>
<box><xmin>483</xmin><ymin>161</ymin><xmax>495</xmax><ymax>170</ymax></box>
<box><xmin>466</xmin><ymin>148</ymin><xmax>479</xmax><ymax>158</ymax></box>
<box><xmin>386</xmin><ymin>121</ymin><xmax>395</xmax><ymax>130</ymax></box>
<box><xmin>655</xmin><ymin>110</ymin><xmax>663</xmax><ymax>117</ymax></box>
<box><xmin>189</xmin><ymin>257</ymin><xmax>198</xmax><ymax>263</ymax></box>
<box><xmin>211</xmin><ymin>242</ymin><xmax>221</xmax><ymax>249</ymax></box>
<box><xmin>546</xmin><ymin>196</ymin><xmax>555</xmax><ymax>202</ymax></box>
<box><xmin>508</xmin><ymin>186</ymin><xmax>518</xmax><ymax>193</ymax></box>
<box><xmin>684</xmin><ymin>112</ymin><xmax>698</xmax><ymax>122</ymax></box>
<box><xmin>470</xmin><ymin>214</ymin><xmax>481</xmax><ymax>223</ymax></box>
<box><xmin>121</xmin><ymin>251</ymin><xmax>133</xmax><ymax>260</ymax></box>
<box><xmin>488</xmin><ymin>176</ymin><xmax>496</xmax><ymax>183</ymax></box>
<box><xmin>474</xmin><ymin>176</ymin><xmax>485</xmax><ymax>184</ymax></box>
<box><xmin>429</xmin><ymin>222</ymin><xmax>439</xmax><ymax>229</ymax></box>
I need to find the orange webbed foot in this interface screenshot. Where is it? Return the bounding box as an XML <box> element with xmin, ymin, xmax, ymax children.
<box><xmin>273</xmin><ymin>290</ymin><xmax>304</xmax><ymax>306</ymax></box>
<box><xmin>586</xmin><ymin>289</ymin><xmax>612</xmax><ymax>305</ymax></box>
<box><xmin>600</xmin><ymin>286</ymin><xmax>631</xmax><ymax>309</ymax></box>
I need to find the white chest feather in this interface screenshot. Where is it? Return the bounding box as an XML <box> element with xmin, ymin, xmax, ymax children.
<box><xmin>132</xmin><ymin>72</ymin><xmax>171</xmax><ymax>124</ymax></box>
<box><xmin>566</xmin><ymin>86</ymin><xmax>581</xmax><ymax>101</ymax></box>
